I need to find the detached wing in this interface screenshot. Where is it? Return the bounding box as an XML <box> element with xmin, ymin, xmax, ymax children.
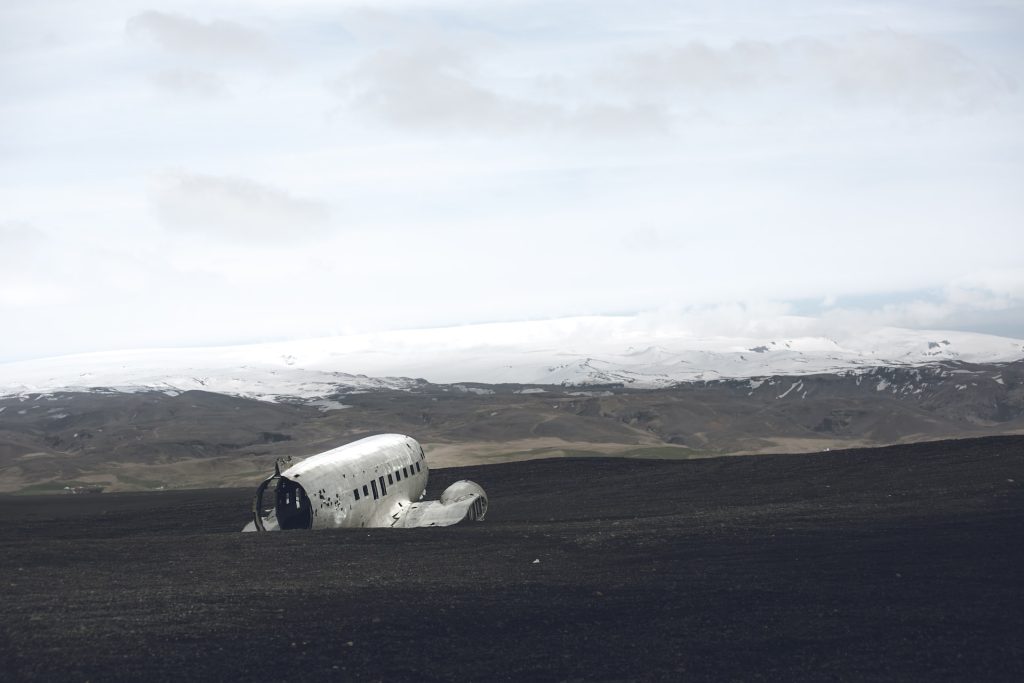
<box><xmin>393</xmin><ymin>480</ymin><xmax>488</xmax><ymax>528</ymax></box>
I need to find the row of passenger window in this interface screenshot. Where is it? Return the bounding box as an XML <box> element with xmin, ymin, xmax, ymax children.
<box><xmin>352</xmin><ymin>461</ymin><xmax>422</xmax><ymax>502</ymax></box>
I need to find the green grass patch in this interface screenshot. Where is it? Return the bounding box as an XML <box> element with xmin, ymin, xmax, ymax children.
<box><xmin>115</xmin><ymin>474</ymin><xmax>167</xmax><ymax>489</ymax></box>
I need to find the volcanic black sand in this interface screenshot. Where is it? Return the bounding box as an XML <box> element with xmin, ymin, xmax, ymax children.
<box><xmin>1</xmin><ymin>436</ymin><xmax>1022</xmax><ymax>681</ymax></box>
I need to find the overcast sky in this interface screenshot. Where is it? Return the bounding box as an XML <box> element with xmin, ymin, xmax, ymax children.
<box><xmin>1</xmin><ymin>0</ymin><xmax>1022</xmax><ymax>361</ymax></box>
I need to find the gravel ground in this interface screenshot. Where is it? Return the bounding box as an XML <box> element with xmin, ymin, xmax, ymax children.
<box><xmin>1</xmin><ymin>436</ymin><xmax>1022</xmax><ymax>681</ymax></box>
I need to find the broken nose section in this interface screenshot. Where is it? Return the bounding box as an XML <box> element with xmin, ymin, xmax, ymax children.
<box><xmin>249</xmin><ymin>467</ymin><xmax>279</xmax><ymax>532</ymax></box>
<box><xmin>249</xmin><ymin>462</ymin><xmax>312</xmax><ymax>532</ymax></box>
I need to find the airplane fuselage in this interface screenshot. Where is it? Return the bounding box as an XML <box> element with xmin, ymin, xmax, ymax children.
<box><xmin>248</xmin><ymin>434</ymin><xmax>487</xmax><ymax>531</ymax></box>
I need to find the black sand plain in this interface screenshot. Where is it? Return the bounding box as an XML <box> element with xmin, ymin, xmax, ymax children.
<box><xmin>1</xmin><ymin>435</ymin><xmax>1022</xmax><ymax>681</ymax></box>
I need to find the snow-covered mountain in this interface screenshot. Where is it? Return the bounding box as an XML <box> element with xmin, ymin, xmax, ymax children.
<box><xmin>1</xmin><ymin>317</ymin><xmax>1023</xmax><ymax>403</ymax></box>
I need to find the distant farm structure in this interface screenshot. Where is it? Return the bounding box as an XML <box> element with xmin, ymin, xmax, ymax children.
<box><xmin>63</xmin><ymin>485</ymin><xmax>104</xmax><ymax>495</ymax></box>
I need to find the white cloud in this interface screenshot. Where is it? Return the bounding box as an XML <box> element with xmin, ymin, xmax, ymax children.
<box><xmin>332</xmin><ymin>28</ymin><xmax>1009</xmax><ymax>141</ymax></box>
<box><xmin>0</xmin><ymin>282</ymin><xmax>72</xmax><ymax>308</ymax></box>
<box><xmin>810</xmin><ymin>273</ymin><xmax>1024</xmax><ymax>338</ymax></box>
<box><xmin>0</xmin><ymin>221</ymin><xmax>47</xmax><ymax>248</ymax></box>
<box><xmin>150</xmin><ymin>68</ymin><xmax>228</xmax><ymax>98</ymax></box>
<box><xmin>334</xmin><ymin>45</ymin><xmax>670</xmax><ymax>136</ymax></box>
<box><xmin>0</xmin><ymin>222</ymin><xmax>66</xmax><ymax>307</ymax></box>
<box><xmin>335</xmin><ymin>46</ymin><xmax>555</xmax><ymax>132</ymax></box>
<box><xmin>805</xmin><ymin>32</ymin><xmax>1003</xmax><ymax>109</ymax></box>
<box><xmin>605</xmin><ymin>31</ymin><xmax>1006</xmax><ymax>112</ymax></box>
<box><xmin>125</xmin><ymin>11</ymin><xmax>274</xmax><ymax>63</ymax></box>
<box><xmin>151</xmin><ymin>172</ymin><xmax>331</xmax><ymax>242</ymax></box>
<box><xmin>0</xmin><ymin>222</ymin><xmax>84</xmax><ymax>308</ymax></box>
<box><xmin>626</xmin><ymin>284</ymin><xmax>1024</xmax><ymax>343</ymax></box>
<box><xmin>945</xmin><ymin>270</ymin><xmax>1024</xmax><ymax>311</ymax></box>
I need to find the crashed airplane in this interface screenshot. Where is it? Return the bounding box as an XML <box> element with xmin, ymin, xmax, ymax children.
<box><xmin>243</xmin><ymin>434</ymin><xmax>487</xmax><ymax>531</ymax></box>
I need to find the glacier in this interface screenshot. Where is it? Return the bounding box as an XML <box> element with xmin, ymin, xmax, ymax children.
<box><xmin>1</xmin><ymin>316</ymin><xmax>1022</xmax><ymax>403</ymax></box>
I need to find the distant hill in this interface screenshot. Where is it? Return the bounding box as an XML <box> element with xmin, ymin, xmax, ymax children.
<box><xmin>1</xmin><ymin>358</ymin><xmax>1022</xmax><ymax>493</ymax></box>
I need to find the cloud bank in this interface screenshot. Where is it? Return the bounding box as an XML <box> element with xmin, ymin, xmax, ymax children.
<box><xmin>126</xmin><ymin>11</ymin><xmax>274</xmax><ymax>62</ymax></box>
<box><xmin>151</xmin><ymin>172</ymin><xmax>331</xmax><ymax>243</ymax></box>
<box><xmin>609</xmin><ymin>31</ymin><xmax>1001</xmax><ymax>109</ymax></box>
<box><xmin>0</xmin><ymin>0</ymin><xmax>1020</xmax><ymax>360</ymax></box>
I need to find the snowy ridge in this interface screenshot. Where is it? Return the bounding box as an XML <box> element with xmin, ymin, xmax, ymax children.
<box><xmin>1</xmin><ymin>317</ymin><xmax>1023</xmax><ymax>402</ymax></box>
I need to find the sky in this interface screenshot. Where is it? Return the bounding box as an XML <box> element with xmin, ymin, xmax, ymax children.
<box><xmin>1</xmin><ymin>0</ymin><xmax>1022</xmax><ymax>361</ymax></box>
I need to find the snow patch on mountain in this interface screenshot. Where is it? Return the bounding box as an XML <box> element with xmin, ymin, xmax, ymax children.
<box><xmin>1</xmin><ymin>317</ymin><xmax>1022</xmax><ymax>403</ymax></box>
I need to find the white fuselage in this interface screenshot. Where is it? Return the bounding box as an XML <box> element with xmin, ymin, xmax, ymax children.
<box><xmin>246</xmin><ymin>433</ymin><xmax>486</xmax><ymax>532</ymax></box>
<box><xmin>279</xmin><ymin>434</ymin><xmax>428</xmax><ymax>529</ymax></box>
